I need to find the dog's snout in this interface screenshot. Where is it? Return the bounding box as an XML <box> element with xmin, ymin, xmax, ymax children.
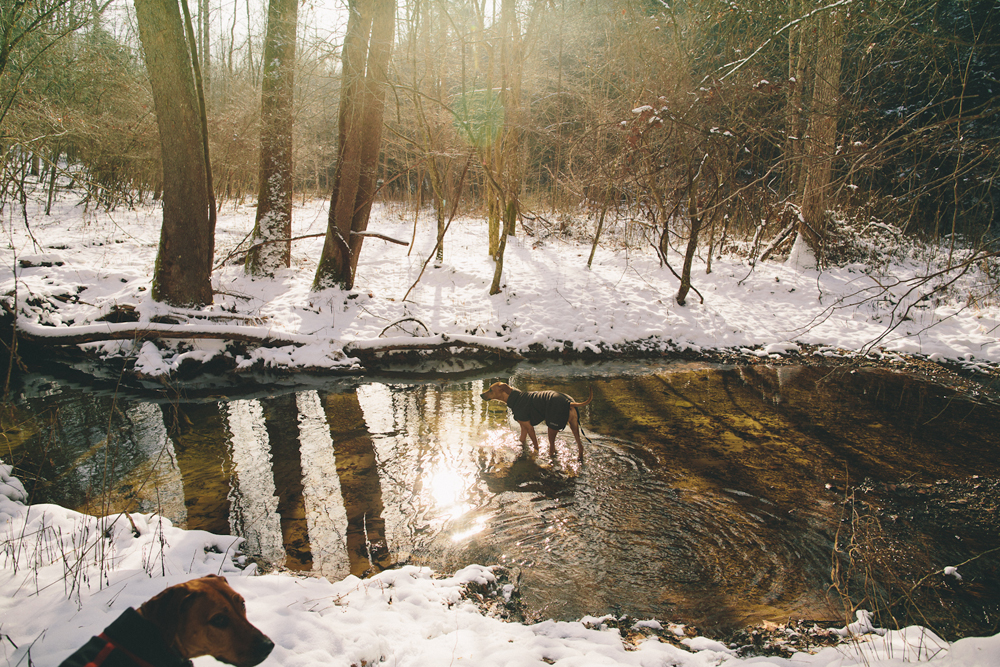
<box><xmin>480</xmin><ymin>391</ymin><xmax>490</xmax><ymax>400</ymax></box>
<box><xmin>250</xmin><ymin>635</ymin><xmax>275</xmax><ymax>665</ymax></box>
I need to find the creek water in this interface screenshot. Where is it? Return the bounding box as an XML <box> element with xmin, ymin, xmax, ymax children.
<box><xmin>4</xmin><ymin>361</ymin><xmax>999</xmax><ymax>636</ymax></box>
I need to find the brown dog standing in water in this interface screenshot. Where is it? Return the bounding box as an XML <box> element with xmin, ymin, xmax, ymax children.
<box><xmin>480</xmin><ymin>381</ymin><xmax>593</xmax><ymax>460</ymax></box>
<box><xmin>59</xmin><ymin>574</ymin><xmax>274</xmax><ymax>667</ymax></box>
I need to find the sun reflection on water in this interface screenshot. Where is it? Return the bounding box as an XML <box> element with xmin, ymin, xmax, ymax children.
<box><xmin>450</xmin><ymin>516</ymin><xmax>488</xmax><ymax>542</ymax></box>
<box><xmin>428</xmin><ymin>466</ymin><xmax>470</xmax><ymax>513</ymax></box>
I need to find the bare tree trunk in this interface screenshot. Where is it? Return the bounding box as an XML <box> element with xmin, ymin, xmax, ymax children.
<box><xmin>488</xmin><ymin>0</ymin><xmax>522</xmax><ymax>296</ymax></box>
<box><xmin>428</xmin><ymin>158</ymin><xmax>447</xmax><ymax>266</ymax></box>
<box><xmin>783</xmin><ymin>0</ymin><xmax>808</xmax><ymax>199</ymax></box>
<box><xmin>316</xmin><ymin>0</ymin><xmax>369</xmax><ymax>287</ymax></box>
<box><xmin>135</xmin><ymin>0</ymin><xmax>214</xmax><ymax>307</ymax></box>
<box><xmin>487</xmin><ymin>191</ymin><xmax>501</xmax><ymax>256</ymax></box>
<box><xmin>45</xmin><ymin>146</ymin><xmax>59</xmax><ymax>215</ymax></box>
<box><xmin>676</xmin><ymin>156</ymin><xmax>707</xmax><ymax>306</ymax></box>
<box><xmin>587</xmin><ymin>204</ymin><xmax>607</xmax><ymax>269</ymax></box>
<box><xmin>348</xmin><ymin>0</ymin><xmax>394</xmax><ymax>281</ymax></box>
<box><xmin>314</xmin><ymin>0</ymin><xmax>395</xmax><ymax>290</ymax></box>
<box><xmin>199</xmin><ymin>0</ymin><xmax>211</xmax><ymax>101</ymax></box>
<box><xmin>246</xmin><ymin>0</ymin><xmax>297</xmax><ymax>276</ymax></box>
<box><xmin>410</xmin><ymin>0</ymin><xmax>450</xmax><ymax>267</ymax></box>
<box><xmin>797</xmin><ymin>5</ymin><xmax>844</xmax><ymax>264</ymax></box>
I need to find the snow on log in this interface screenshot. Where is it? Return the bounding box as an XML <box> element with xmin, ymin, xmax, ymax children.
<box><xmin>15</xmin><ymin>320</ymin><xmax>316</xmax><ymax>347</ymax></box>
<box><xmin>344</xmin><ymin>333</ymin><xmax>524</xmax><ymax>359</ymax></box>
<box><xmin>15</xmin><ymin>321</ymin><xmax>524</xmax><ymax>362</ymax></box>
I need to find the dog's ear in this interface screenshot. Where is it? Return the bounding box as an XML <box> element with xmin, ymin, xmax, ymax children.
<box><xmin>138</xmin><ymin>582</ymin><xmax>200</xmax><ymax>649</ymax></box>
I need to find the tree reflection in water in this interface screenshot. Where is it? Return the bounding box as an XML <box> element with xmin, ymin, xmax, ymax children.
<box><xmin>9</xmin><ymin>363</ymin><xmax>1000</xmax><ymax>637</ymax></box>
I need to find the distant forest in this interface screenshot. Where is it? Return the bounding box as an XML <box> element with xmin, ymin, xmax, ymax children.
<box><xmin>2</xmin><ymin>0</ymin><xmax>997</xmax><ymax>270</ymax></box>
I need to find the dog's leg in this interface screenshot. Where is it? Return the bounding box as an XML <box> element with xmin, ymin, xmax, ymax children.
<box><xmin>546</xmin><ymin>427</ymin><xmax>559</xmax><ymax>458</ymax></box>
<box><xmin>520</xmin><ymin>421</ymin><xmax>540</xmax><ymax>451</ymax></box>
<box><xmin>568</xmin><ymin>408</ymin><xmax>584</xmax><ymax>460</ymax></box>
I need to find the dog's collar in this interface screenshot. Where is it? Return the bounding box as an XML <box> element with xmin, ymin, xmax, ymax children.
<box><xmin>93</xmin><ymin>633</ymin><xmax>161</xmax><ymax>667</ymax></box>
<box><xmin>88</xmin><ymin>632</ymin><xmax>193</xmax><ymax>667</ymax></box>
<box><xmin>95</xmin><ymin>608</ymin><xmax>194</xmax><ymax>667</ymax></box>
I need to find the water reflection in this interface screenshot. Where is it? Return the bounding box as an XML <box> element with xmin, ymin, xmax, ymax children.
<box><xmin>225</xmin><ymin>399</ymin><xmax>284</xmax><ymax>565</ymax></box>
<box><xmin>295</xmin><ymin>390</ymin><xmax>350</xmax><ymax>578</ymax></box>
<box><xmin>6</xmin><ymin>363</ymin><xmax>1000</xmax><ymax>636</ymax></box>
<box><xmin>319</xmin><ymin>390</ymin><xmax>391</xmax><ymax>577</ymax></box>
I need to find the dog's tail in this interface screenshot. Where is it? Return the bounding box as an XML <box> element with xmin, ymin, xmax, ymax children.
<box><xmin>571</xmin><ymin>386</ymin><xmax>594</xmax><ymax>408</ymax></box>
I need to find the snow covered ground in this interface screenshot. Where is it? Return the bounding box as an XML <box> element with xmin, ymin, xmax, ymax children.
<box><xmin>1</xmin><ymin>194</ymin><xmax>999</xmax><ymax>666</ymax></box>
<box><xmin>2</xmin><ymin>196</ymin><xmax>998</xmax><ymax>378</ymax></box>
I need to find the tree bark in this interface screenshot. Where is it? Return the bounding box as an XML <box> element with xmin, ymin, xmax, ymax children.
<box><xmin>246</xmin><ymin>0</ymin><xmax>298</xmax><ymax>276</ymax></box>
<box><xmin>783</xmin><ymin>0</ymin><xmax>809</xmax><ymax>199</ymax></box>
<box><xmin>487</xmin><ymin>0</ymin><xmax>522</xmax><ymax>296</ymax></box>
<box><xmin>313</xmin><ymin>0</ymin><xmax>395</xmax><ymax>290</ymax></box>
<box><xmin>676</xmin><ymin>156</ymin><xmax>707</xmax><ymax>306</ymax></box>
<box><xmin>199</xmin><ymin>0</ymin><xmax>210</xmax><ymax>100</ymax></box>
<box><xmin>797</xmin><ymin>4</ymin><xmax>844</xmax><ymax>264</ymax></box>
<box><xmin>135</xmin><ymin>0</ymin><xmax>214</xmax><ymax>307</ymax></box>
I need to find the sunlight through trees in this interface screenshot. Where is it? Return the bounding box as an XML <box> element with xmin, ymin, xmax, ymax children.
<box><xmin>1</xmin><ymin>0</ymin><xmax>997</xmax><ymax>300</ymax></box>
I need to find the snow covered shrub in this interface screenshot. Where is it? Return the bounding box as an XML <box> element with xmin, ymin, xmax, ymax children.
<box><xmin>821</xmin><ymin>214</ymin><xmax>911</xmax><ymax>272</ymax></box>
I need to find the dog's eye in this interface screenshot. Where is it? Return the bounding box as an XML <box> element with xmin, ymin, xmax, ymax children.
<box><xmin>209</xmin><ymin>614</ymin><xmax>231</xmax><ymax>629</ymax></box>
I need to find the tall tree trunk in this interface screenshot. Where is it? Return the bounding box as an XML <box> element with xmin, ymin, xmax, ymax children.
<box><xmin>313</xmin><ymin>0</ymin><xmax>395</xmax><ymax>290</ymax></box>
<box><xmin>347</xmin><ymin>0</ymin><xmax>394</xmax><ymax>280</ymax></box>
<box><xmin>199</xmin><ymin>0</ymin><xmax>210</xmax><ymax>101</ymax></box>
<box><xmin>797</xmin><ymin>5</ymin><xmax>844</xmax><ymax>264</ymax></box>
<box><xmin>488</xmin><ymin>0</ymin><xmax>521</xmax><ymax>296</ymax></box>
<box><xmin>411</xmin><ymin>0</ymin><xmax>449</xmax><ymax>267</ymax></box>
<box><xmin>676</xmin><ymin>156</ymin><xmax>707</xmax><ymax>306</ymax></box>
<box><xmin>135</xmin><ymin>0</ymin><xmax>214</xmax><ymax>307</ymax></box>
<box><xmin>246</xmin><ymin>0</ymin><xmax>298</xmax><ymax>276</ymax></box>
<box><xmin>45</xmin><ymin>146</ymin><xmax>59</xmax><ymax>215</ymax></box>
<box><xmin>783</xmin><ymin>0</ymin><xmax>809</xmax><ymax>199</ymax></box>
<box><xmin>487</xmin><ymin>191</ymin><xmax>501</xmax><ymax>256</ymax></box>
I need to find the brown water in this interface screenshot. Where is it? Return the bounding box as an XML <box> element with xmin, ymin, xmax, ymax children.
<box><xmin>4</xmin><ymin>362</ymin><xmax>999</xmax><ymax>636</ymax></box>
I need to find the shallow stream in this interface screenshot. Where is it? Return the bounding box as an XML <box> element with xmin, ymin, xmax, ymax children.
<box><xmin>4</xmin><ymin>361</ymin><xmax>999</xmax><ymax>636</ymax></box>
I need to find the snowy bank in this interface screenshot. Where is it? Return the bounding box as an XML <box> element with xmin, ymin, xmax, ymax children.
<box><xmin>1</xmin><ymin>197</ymin><xmax>998</xmax><ymax>379</ymax></box>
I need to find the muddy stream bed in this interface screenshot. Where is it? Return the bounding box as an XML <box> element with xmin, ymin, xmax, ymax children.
<box><xmin>3</xmin><ymin>360</ymin><xmax>999</xmax><ymax>640</ymax></box>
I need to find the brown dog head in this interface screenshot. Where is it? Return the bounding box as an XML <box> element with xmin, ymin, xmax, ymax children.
<box><xmin>138</xmin><ymin>574</ymin><xmax>274</xmax><ymax>667</ymax></box>
<box><xmin>480</xmin><ymin>381</ymin><xmax>513</xmax><ymax>403</ymax></box>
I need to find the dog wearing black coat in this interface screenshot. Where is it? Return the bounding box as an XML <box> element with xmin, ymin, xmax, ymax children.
<box><xmin>58</xmin><ymin>574</ymin><xmax>273</xmax><ymax>667</ymax></box>
<box><xmin>480</xmin><ymin>381</ymin><xmax>593</xmax><ymax>460</ymax></box>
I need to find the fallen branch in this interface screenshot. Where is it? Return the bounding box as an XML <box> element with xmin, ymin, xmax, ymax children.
<box><xmin>350</xmin><ymin>230</ymin><xmax>409</xmax><ymax>245</ymax></box>
<box><xmin>215</xmin><ymin>230</ymin><xmax>408</xmax><ymax>270</ymax></box>
<box><xmin>757</xmin><ymin>217</ymin><xmax>798</xmax><ymax>264</ymax></box>
<box><xmin>379</xmin><ymin>317</ymin><xmax>430</xmax><ymax>337</ymax></box>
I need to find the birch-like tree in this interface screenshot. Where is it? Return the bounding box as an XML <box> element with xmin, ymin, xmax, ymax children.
<box><xmin>246</xmin><ymin>0</ymin><xmax>298</xmax><ymax>276</ymax></box>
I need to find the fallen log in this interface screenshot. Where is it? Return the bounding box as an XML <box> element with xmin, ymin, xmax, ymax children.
<box><xmin>15</xmin><ymin>320</ymin><xmax>316</xmax><ymax>347</ymax></box>
<box><xmin>14</xmin><ymin>322</ymin><xmax>524</xmax><ymax>366</ymax></box>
